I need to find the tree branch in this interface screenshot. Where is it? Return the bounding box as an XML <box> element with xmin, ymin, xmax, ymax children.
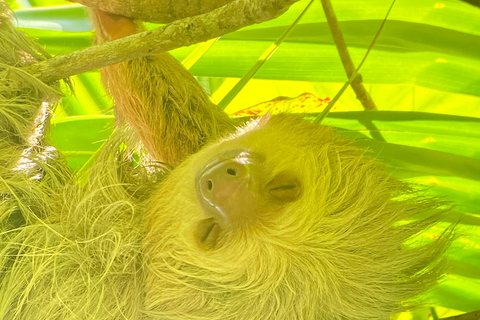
<box><xmin>69</xmin><ymin>0</ymin><xmax>235</xmax><ymax>23</ymax></box>
<box><xmin>320</xmin><ymin>0</ymin><xmax>377</xmax><ymax>111</ymax></box>
<box><xmin>19</xmin><ymin>0</ymin><xmax>299</xmax><ymax>85</ymax></box>
<box><xmin>458</xmin><ymin>0</ymin><xmax>480</xmax><ymax>9</ymax></box>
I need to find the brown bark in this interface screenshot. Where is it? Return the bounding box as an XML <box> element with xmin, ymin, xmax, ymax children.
<box><xmin>458</xmin><ymin>0</ymin><xmax>480</xmax><ymax>8</ymax></box>
<box><xmin>19</xmin><ymin>0</ymin><xmax>299</xmax><ymax>85</ymax></box>
<box><xmin>443</xmin><ymin>311</ymin><xmax>480</xmax><ymax>320</ymax></box>
<box><xmin>320</xmin><ymin>0</ymin><xmax>377</xmax><ymax>111</ymax></box>
<box><xmin>69</xmin><ymin>0</ymin><xmax>235</xmax><ymax>23</ymax></box>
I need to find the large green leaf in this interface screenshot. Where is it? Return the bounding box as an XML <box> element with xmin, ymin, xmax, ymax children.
<box><xmin>325</xmin><ymin>111</ymin><xmax>480</xmax><ymax>159</ymax></box>
<box><xmin>13</xmin><ymin>4</ymin><xmax>90</xmax><ymax>31</ymax></box>
<box><xmin>48</xmin><ymin>115</ymin><xmax>114</xmax><ymax>170</ymax></box>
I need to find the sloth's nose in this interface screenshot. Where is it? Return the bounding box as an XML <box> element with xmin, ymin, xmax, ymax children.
<box><xmin>196</xmin><ymin>151</ymin><xmax>260</xmax><ymax>225</ymax></box>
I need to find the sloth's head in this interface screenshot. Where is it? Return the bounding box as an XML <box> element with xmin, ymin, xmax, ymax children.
<box><xmin>143</xmin><ymin>114</ymin><xmax>447</xmax><ymax>320</ymax></box>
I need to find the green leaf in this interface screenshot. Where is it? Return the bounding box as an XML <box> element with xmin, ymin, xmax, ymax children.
<box><xmin>14</xmin><ymin>5</ymin><xmax>90</xmax><ymax>31</ymax></box>
<box><xmin>430</xmin><ymin>276</ymin><xmax>480</xmax><ymax>312</ymax></box>
<box><xmin>47</xmin><ymin>116</ymin><xmax>114</xmax><ymax>170</ymax></box>
<box><xmin>218</xmin><ymin>0</ymin><xmax>315</xmax><ymax>110</ymax></box>
<box><xmin>324</xmin><ymin>111</ymin><xmax>480</xmax><ymax>159</ymax></box>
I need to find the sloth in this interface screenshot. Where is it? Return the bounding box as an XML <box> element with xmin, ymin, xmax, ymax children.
<box><xmin>0</xmin><ymin>3</ymin><xmax>450</xmax><ymax>320</ymax></box>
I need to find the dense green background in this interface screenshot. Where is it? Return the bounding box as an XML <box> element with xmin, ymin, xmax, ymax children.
<box><xmin>6</xmin><ymin>0</ymin><xmax>480</xmax><ymax>318</ymax></box>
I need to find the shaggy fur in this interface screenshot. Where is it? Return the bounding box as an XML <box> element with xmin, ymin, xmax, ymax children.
<box><xmin>90</xmin><ymin>9</ymin><xmax>234</xmax><ymax>165</ymax></box>
<box><xmin>0</xmin><ymin>4</ymin><xmax>451</xmax><ymax>320</ymax></box>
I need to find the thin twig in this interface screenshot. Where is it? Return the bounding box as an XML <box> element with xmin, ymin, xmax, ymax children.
<box><xmin>314</xmin><ymin>0</ymin><xmax>396</xmax><ymax>123</ymax></box>
<box><xmin>442</xmin><ymin>311</ymin><xmax>480</xmax><ymax>320</ymax></box>
<box><xmin>320</xmin><ymin>0</ymin><xmax>377</xmax><ymax>111</ymax></box>
<box><xmin>14</xmin><ymin>0</ymin><xmax>299</xmax><ymax>85</ymax></box>
<box><xmin>458</xmin><ymin>0</ymin><xmax>480</xmax><ymax>8</ymax></box>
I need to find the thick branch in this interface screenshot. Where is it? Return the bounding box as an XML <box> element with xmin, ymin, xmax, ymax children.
<box><xmin>21</xmin><ymin>0</ymin><xmax>299</xmax><ymax>84</ymax></box>
<box><xmin>320</xmin><ymin>0</ymin><xmax>377</xmax><ymax>111</ymax></box>
<box><xmin>458</xmin><ymin>0</ymin><xmax>480</xmax><ymax>8</ymax></box>
<box><xmin>69</xmin><ymin>0</ymin><xmax>235</xmax><ymax>23</ymax></box>
<box><xmin>443</xmin><ymin>311</ymin><xmax>480</xmax><ymax>320</ymax></box>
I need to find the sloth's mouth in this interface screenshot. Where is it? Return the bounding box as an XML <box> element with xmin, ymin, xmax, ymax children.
<box><xmin>195</xmin><ymin>218</ymin><xmax>220</xmax><ymax>249</ymax></box>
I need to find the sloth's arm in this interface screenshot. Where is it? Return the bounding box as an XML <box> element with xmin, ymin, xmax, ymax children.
<box><xmin>90</xmin><ymin>9</ymin><xmax>234</xmax><ymax>165</ymax></box>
